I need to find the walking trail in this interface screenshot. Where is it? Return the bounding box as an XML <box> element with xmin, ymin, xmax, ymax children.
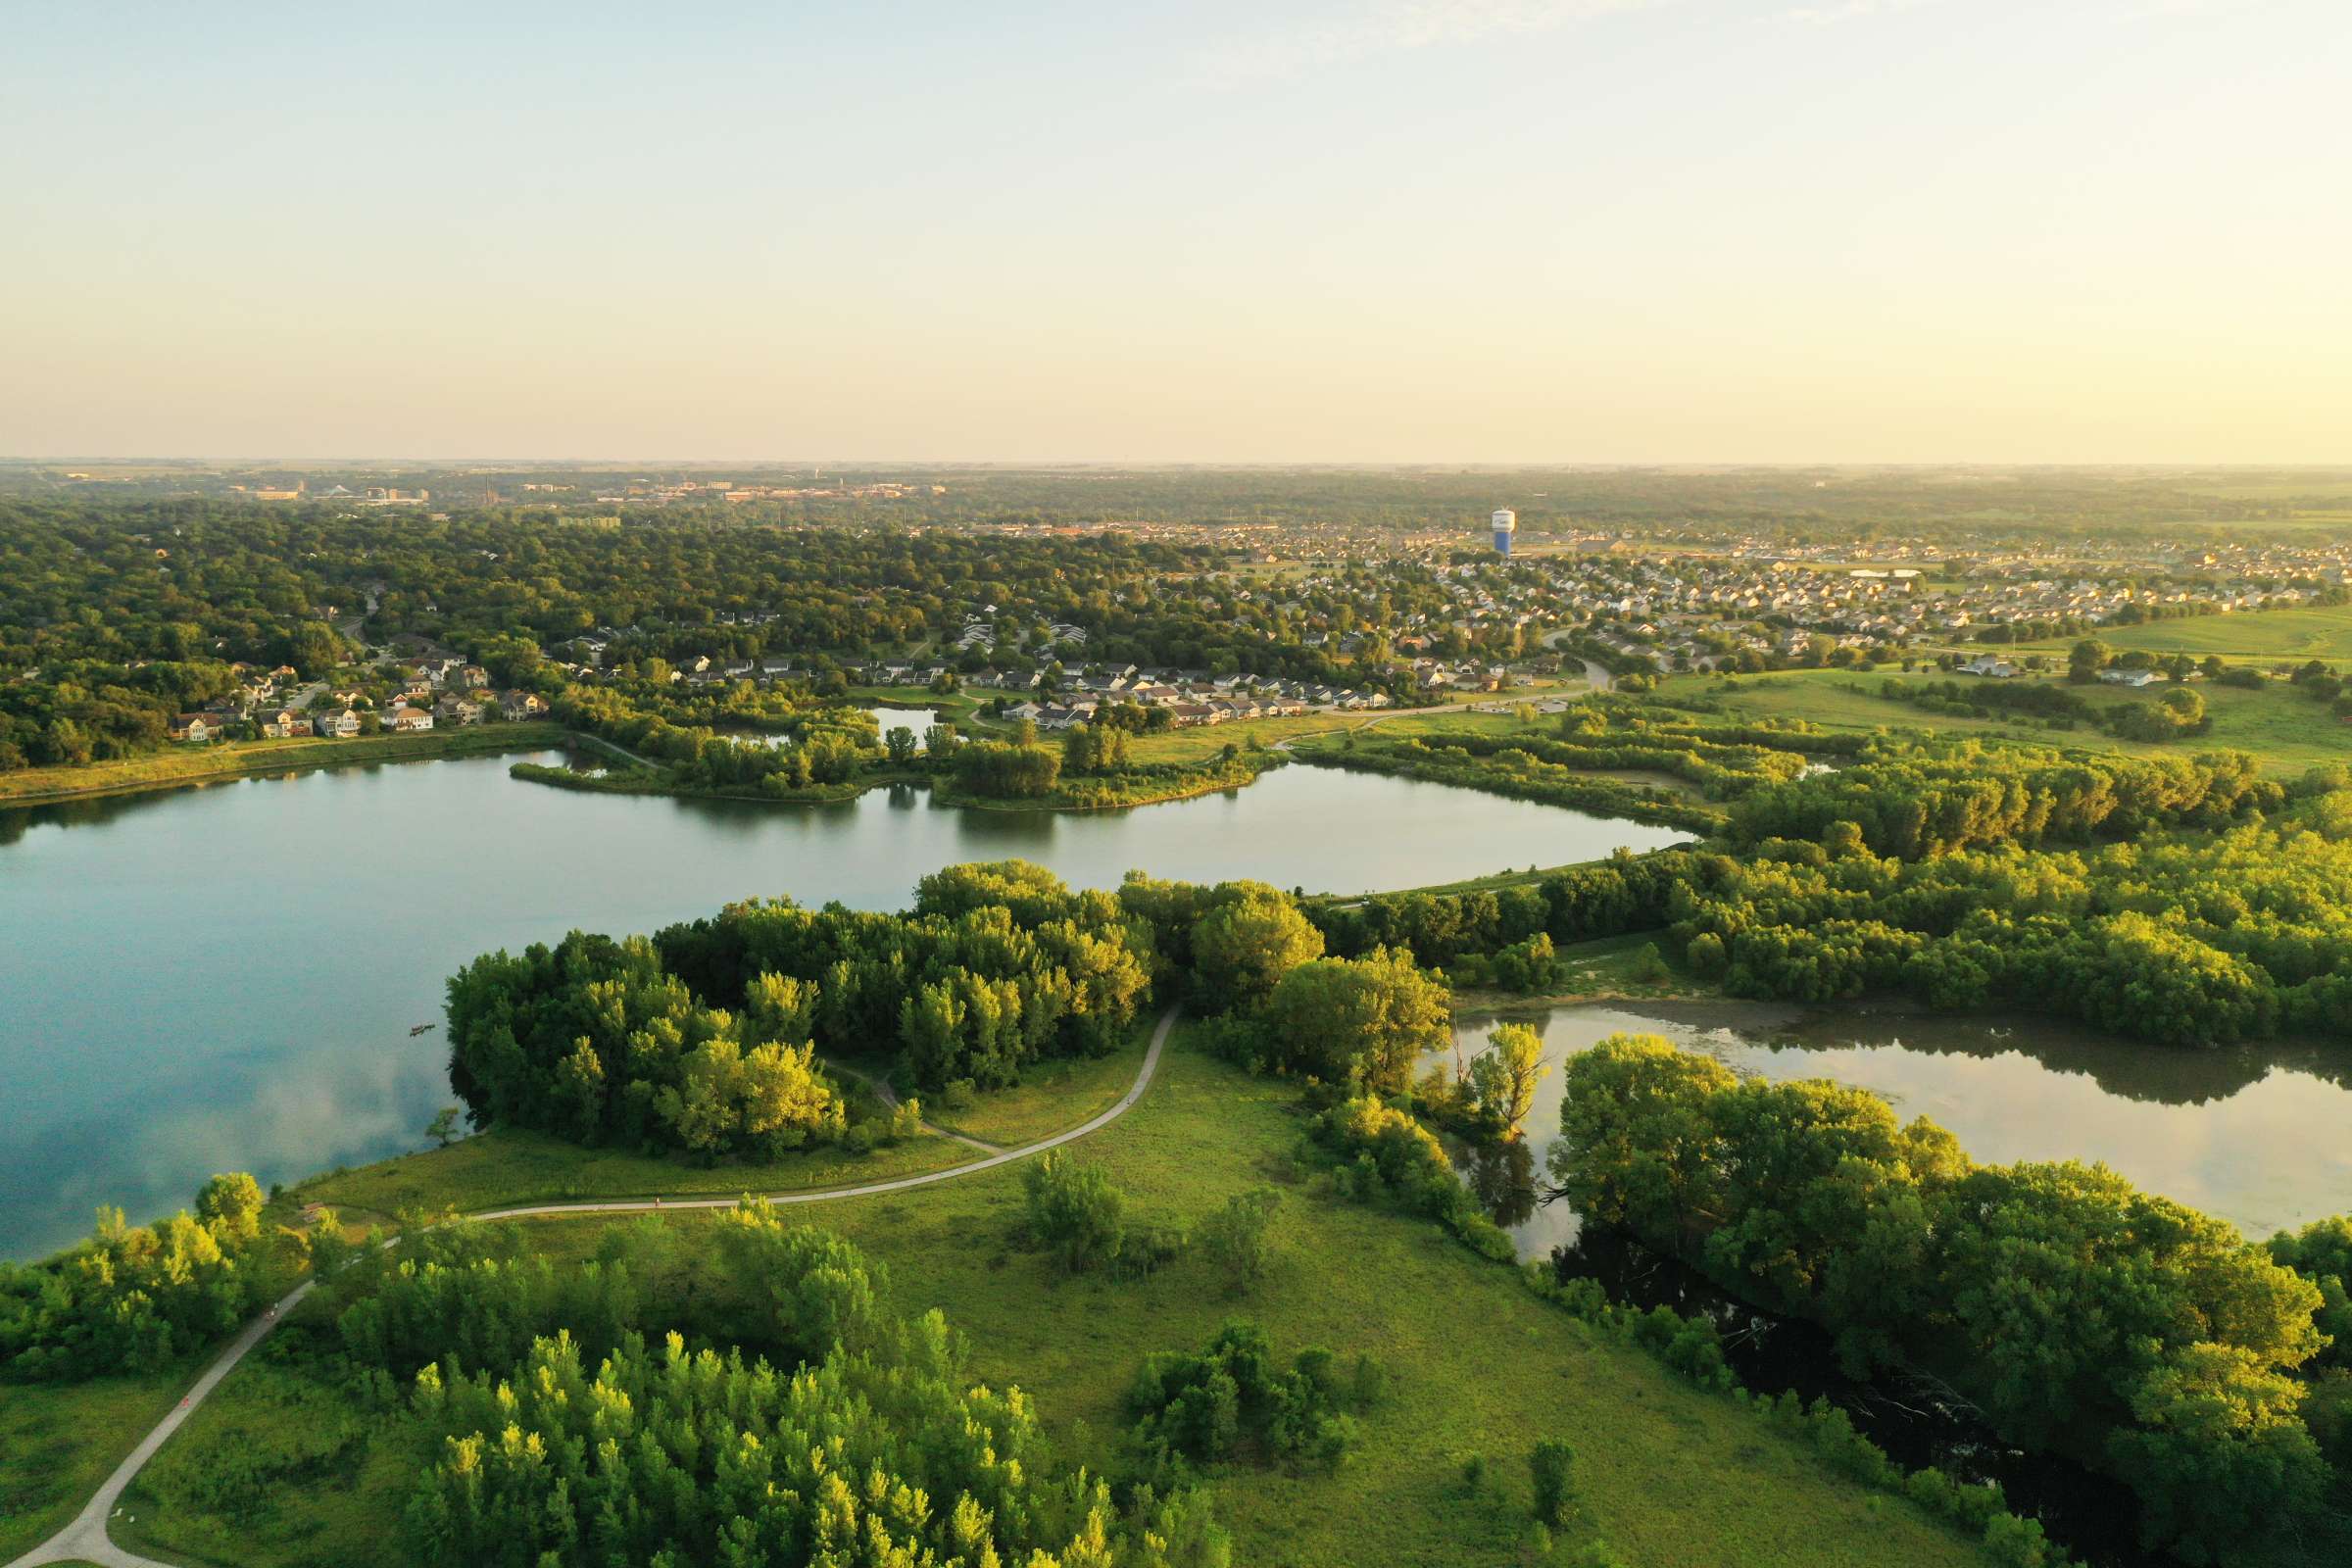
<box><xmin>2</xmin><ymin>1006</ymin><xmax>1182</xmax><ymax>1568</ymax></box>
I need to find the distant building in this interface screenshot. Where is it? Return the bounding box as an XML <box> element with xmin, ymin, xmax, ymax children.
<box><xmin>1492</xmin><ymin>509</ymin><xmax>1517</xmax><ymax>558</ymax></box>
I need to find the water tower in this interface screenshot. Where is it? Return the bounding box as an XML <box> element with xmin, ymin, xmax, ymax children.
<box><xmin>1491</xmin><ymin>509</ymin><xmax>1517</xmax><ymax>558</ymax></box>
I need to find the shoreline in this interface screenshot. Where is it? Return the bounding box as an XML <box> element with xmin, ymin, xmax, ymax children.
<box><xmin>0</xmin><ymin>723</ymin><xmax>571</xmax><ymax>810</ymax></box>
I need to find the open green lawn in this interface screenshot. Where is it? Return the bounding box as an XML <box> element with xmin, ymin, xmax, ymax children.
<box><xmin>0</xmin><ymin>1363</ymin><xmax>195</xmax><ymax>1559</ymax></box>
<box><xmin>1656</xmin><ymin>666</ymin><xmax>2349</xmax><ymax>775</ymax></box>
<box><xmin>2003</xmin><ymin>605</ymin><xmax>2352</xmax><ymax>664</ymax></box>
<box><xmin>1123</xmin><ymin>711</ymin><xmax>1363</xmax><ymax>765</ymax></box>
<box><xmin>0</xmin><ymin>723</ymin><xmax>568</xmax><ymax>807</ymax></box>
<box><xmin>295</xmin><ymin>1121</ymin><xmax>972</xmax><ymax>1223</ymax></box>
<box><xmin>920</xmin><ymin>1026</ymin><xmax>1152</xmax><ymax>1147</ymax></box>
<box><xmin>131</xmin><ymin>1035</ymin><xmax>1995</xmax><ymax>1568</ymax></box>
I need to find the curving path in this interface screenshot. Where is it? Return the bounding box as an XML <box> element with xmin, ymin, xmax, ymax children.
<box><xmin>3</xmin><ymin>1006</ymin><xmax>1182</xmax><ymax>1568</ymax></box>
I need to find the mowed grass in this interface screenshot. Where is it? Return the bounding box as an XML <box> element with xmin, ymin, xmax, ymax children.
<box><xmin>0</xmin><ymin>1363</ymin><xmax>195</xmax><ymax>1559</ymax></box>
<box><xmin>0</xmin><ymin>723</ymin><xmax>567</xmax><ymax>806</ymax></box>
<box><xmin>1656</xmin><ymin>666</ymin><xmax>2350</xmax><ymax>775</ymax></box>
<box><xmin>1122</xmin><ymin>712</ymin><xmax>1362</xmax><ymax>765</ymax></box>
<box><xmin>296</xmin><ymin>1121</ymin><xmax>973</xmax><ymax>1223</ymax></box>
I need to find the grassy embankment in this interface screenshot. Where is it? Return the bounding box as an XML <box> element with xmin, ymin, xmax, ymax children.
<box><xmin>0</xmin><ymin>723</ymin><xmax>568</xmax><ymax>808</ymax></box>
<box><xmin>121</xmin><ymin>1031</ymin><xmax>1999</xmax><ymax>1568</ymax></box>
<box><xmin>1653</xmin><ymin>665</ymin><xmax>2346</xmax><ymax>775</ymax></box>
<box><xmin>0</xmin><ymin>1367</ymin><xmax>194</xmax><ymax>1561</ymax></box>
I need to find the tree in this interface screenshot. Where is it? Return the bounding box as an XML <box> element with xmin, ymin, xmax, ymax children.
<box><xmin>194</xmin><ymin>1172</ymin><xmax>265</xmax><ymax>1243</ymax></box>
<box><xmin>1466</xmin><ymin>1023</ymin><xmax>1547</xmax><ymax>1135</ymax></box>
<box><xmin>2069</xmin><ymin>639</ymin><xmax>2112</xmax><ymax>684</ymax></box>
<box><xmin>884</xmin><ymin>725</ymin><xmax>918</xmax><ymax>764</ymax></box>
<box><xmin>424</xmin><ymin>1106</ymin><xmax>463</xmax><ymax>1148</ymax></box>
<box><xmin>1530</xmin><ymin>1439</ymin><xmax>1575</xmax><ymax>1526</ymax></box>
<box><xmin>1189</xmin><ymin>886</ymin><xmax>1325</xmax><ymax>1009</ymax></box>
<box><xmin>1259</xmin><ymin>946</ymin><xmax>1451</xmax><ymax>1093</ymax></box>
<box><xmin>1024</xmin><ymin>1151</ymin><xmax>1128</xmax><ymax>1272</ymax></box>
<box><xmin>1198</xmin><ymin>1187</ymin><xmax>1282</xmax><ymax>1293</ymax></box>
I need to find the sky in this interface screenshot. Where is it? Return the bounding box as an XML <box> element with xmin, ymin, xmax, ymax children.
<box><xmin>3</xmin><ymin>1</ymin><xmax>2347</xmax><ymax>464</ymax></box>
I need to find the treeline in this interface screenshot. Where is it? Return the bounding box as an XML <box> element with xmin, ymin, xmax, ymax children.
<box><xmin>0</xmin><ymin>1173</ymin><xmax>282</xmax><ymax>1379</ymax></box>
<box><xmin>1687</xmin><ymin>805</ymin><xmax>2352</xmax><ymax>1045</ymax></box>
<box><xmin>1307</xmin><ymin>849</ymin><xmax>1692</xmax><ymax>967</ymax></box>
<box><xmin>445</xmin><ymin>930</ymin><xmax>870</xmax><ymax>1158</ymax></box>
<box><xmin>1298</xmin><ymin>701</ymin><xmax>1888</xmax><ymax>833</ymax></box>
<box><xmin>1552</xmin><ymin>1034</ymin><xmax>2336</xmax><ymax>1566</ymax></box>
<box><xmin>554</xmin><ymin>685</ymin><xmax>881</xmax><ymax>794</ymax></box>
<box><xmin>1724</xmin><ymin>743</ymin><xmax>2274</xmax><ymax>858</ymax></box>
<box><xmin>1874</xmin><ymin>676</ymin><xmax>2213</xmax><ymax>745</ymax></box>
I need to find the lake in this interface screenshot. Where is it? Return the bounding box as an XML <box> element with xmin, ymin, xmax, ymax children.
<box><xmin>1446</xmin><ymin>1000</ymin><xmax>2352</xmax><ymax>1254</ymax></box>
<box><xmin>0</xmin><ymin>754</ymin><xmax>1683</xmax><ymax>1259</ymax></box>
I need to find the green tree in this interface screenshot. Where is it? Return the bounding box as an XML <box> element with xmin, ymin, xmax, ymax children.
<box><xmin>1023</xmin><ymin>1151</ymin><xmax>1128</xmax><ymax>1273</ymax></box>
<box><xmin>1530</xmin><ymin>1439</ymin><xmax>1575</xmax><ymax>1526</ymax></box>
<box><xmin>1260</xmin><ymin>946</ymin><xmax>1451</xmax><ymax>1092</ymax></box>
<box><xmin>1190</xmin><ymin>886</ymin><xmax>1326</xmax><ymax>1009</ymax></box>
<box><xmin>1198</xmin><ymin>1186</ymin><xmax>1283</xmax><ymax>1293</ymax></box>
<box><xmin>1466</xmin><ymin>1023</ymin><xmax>1548</xmax><ymax>1135</ymax></box>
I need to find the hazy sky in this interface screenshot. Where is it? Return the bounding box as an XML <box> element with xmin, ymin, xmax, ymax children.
<box><xmin>4</xmin><ymin>1</ymin><xmax>2346</xmax><ymax>462</ymax></box>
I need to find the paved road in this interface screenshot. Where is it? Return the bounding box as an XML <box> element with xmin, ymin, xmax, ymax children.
<box><xmin>3</xmin><ymin>1006</ymin><xmax>1180</xmax><ymax>1568</ymax></box>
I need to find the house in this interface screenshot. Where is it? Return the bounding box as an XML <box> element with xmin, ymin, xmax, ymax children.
<box><xmin>259</xmin><ymin>710</ymin><xmax>313</xmax><ymax>738</ymax></box>
<box><xmin>499</xmin><ymin>690</ymin><xmax>546</xmax><ymax>721</ymax></box>
<box><xmin>1960</xmin><ymin>656</ymin><xmax>2021</xmax><ymax>678</ymax></box>
<box><xmin>316</xmin><ymin>709</ymin><xmax>362</xmax><ymax>738</ymax></box>
<box><xmin>167</xmin><ymin>713</ymin><xmax>221</xmax><ymax>743</ymax></box>
<box><xmin>2099</xmin><ymin>668</ymin><xmax>2161</xmax><ymax>688</ymax></box>
<box><xmin>390</xmin><ymin>706</ymin><xmax>434</xmax><ymax>732</ymax></box>
<box><xmin>434</xmin><ymin>694</ymin><xmax>484</xmax><ymax>726</ymax></box>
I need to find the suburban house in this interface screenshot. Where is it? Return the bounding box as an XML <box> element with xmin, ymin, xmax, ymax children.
<box><xmin>259</xmin><ymin>710</ymin><xmax>314</xmax><ymax>738</ymax></box>
<box><xmin>167</xmin><ymin>713</ymin><xmax>222</xmax><ymax>743</ymax></box>
<box><xmin>434</xmin><ymin>693</ymin><xmax>484</xmax><ymax>725</ymax></box>
<box><xmin>1961</xmin><ymin>656</ymin><xmax>2022</xmax><ymax>678</ymax></box>
<box><xmin>499</xmin><ymin>690</ymin><xmax>546</xmax><ymax>721</ymax></box>
<box><xmin>390</xmin><ymin>706</ymin><xmax>434</xmax><ymax>732</ymax></box>
<box><xmin>2099</xmin><ymin>668</ymin><xmax>2161</xmax><ymax>688</ymax></box>
<box><xmin>316</xmin><ymin>709</ymin><xmax>362</xmax><ymax>738</ymax></box>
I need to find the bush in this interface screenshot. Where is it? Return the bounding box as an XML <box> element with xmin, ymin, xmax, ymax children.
<box><xmin>1530</xmin><ymin>1438</ymin><xmax>1576</xmax><ymax>1526</ymax></box>
<box><xmin>1023</xmin><ymin>1151</ymin><xmax>1128</xmax><ymax>1273</ymax></box>
<box><xmin>1130</xmin><ymin>1320</ymin><xmax>1360</xmax><ymax>1475</ymax></box>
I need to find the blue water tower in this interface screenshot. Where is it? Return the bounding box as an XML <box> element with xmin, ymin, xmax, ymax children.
<box><xmin>1492</xmin><ymin>509</ymin><xmax>1517</xmax><ymax>558</ymax></box>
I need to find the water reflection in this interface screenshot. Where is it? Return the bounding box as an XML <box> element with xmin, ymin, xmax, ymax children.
<box><xmin>1444</xmin><ymin>1001</ymin><xmax>2352</xmax><ymax>1256</ymax></box>
<box><xmin>0</xmin><ymin>754</ymin><xmax>1680</xmax><ymax>1258</ymax></box>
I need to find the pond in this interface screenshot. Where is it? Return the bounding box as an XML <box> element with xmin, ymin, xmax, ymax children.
<box><xmin>743</xmin><ymin>706</ymin><xmax>946</xmax><ymax>748</ymax></box>
<box><xmin>0</xmin><ymin>755</ymin><xmax>1684</xmax><ymax>1259</ymax></box>
<box><xmin>1444</xmin><ymin>1000</ymin><xmax>2352</xmax><ymax>1255</ymax></box>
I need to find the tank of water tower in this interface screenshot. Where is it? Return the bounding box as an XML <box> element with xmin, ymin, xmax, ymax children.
<box><xmin>1491</xmin><ymin>509</ymin><xmax>1517</xmax><ymax>557</ymax></box>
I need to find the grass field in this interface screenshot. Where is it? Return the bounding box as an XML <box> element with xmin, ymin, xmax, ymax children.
<box><xmin>295</xmin><ymin>1121</ymin><xmax>973</xmax><ymax>1223</ymax></box>
<box><xmin>0</xmin><ymin>723</ymin><xmax>568</xmax><ymax>807</ymax></box>
<box><xmin>2001</xmin><ymin>605</ymin><xmax>2352</xmax><ymax>663</ymax></box>
<box><xmin>918</xmin><ymin>1027</ymin><xmax>1152</xmax><ymax>1147</ymax></box>
<box><xmin>1656</xmin><ymin>666</ymin><xmax>2350</xmax><ymax>775</ymax></box>
<box><xmin>0</xmin><ymin>1362</ymin><xmax>194</xmax><ymax>1560</ymax></box>
<box><xmin>125</xmin><ymin>1034</ymin><xmax>1997</xmax><ymax>1568</ymax></box>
